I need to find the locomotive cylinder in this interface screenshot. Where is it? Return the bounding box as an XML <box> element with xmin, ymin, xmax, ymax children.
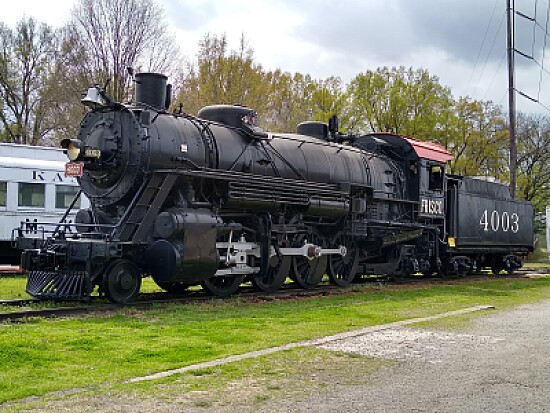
<box><xmin>147</xmin><ymin>209</ymin><xmax>222</xmax><ymax>284</ymax></box>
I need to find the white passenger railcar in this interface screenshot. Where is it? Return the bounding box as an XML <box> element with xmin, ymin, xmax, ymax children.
<box><xmin>0</xmin><ymin>143</ymin><xmax>89</xmax><ymax>263</ymax></box>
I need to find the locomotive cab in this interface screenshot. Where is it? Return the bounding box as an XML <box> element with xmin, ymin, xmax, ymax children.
<box><xmin>418</xmin><ymin>159</ymin><xmax>446</xmax><ymax>219</ymax></box>
<box><xmin>357</xmin><ymin>133</ymin><xmax>453</xmax><ymax>217</ymax></box>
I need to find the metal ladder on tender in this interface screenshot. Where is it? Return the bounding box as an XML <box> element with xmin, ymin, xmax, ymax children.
<box><xmin>116</xmin><ymin>172</ymin><xmax>178</xmax><ymax>242</ymax></box>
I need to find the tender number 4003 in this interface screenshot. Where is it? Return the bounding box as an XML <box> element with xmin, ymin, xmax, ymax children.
<box><xmin>479</xmin><ymin>209</ymin><xmax>519</xmax><ymax>233</ymax></box>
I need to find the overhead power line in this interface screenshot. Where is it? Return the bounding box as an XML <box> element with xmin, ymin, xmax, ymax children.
<box><xmin>515</xmin><ymin>89</ymin><xmax>550</xmax><ymax>111</ymax></box>
<box><xmin>517</xmin><ymin>6</ymin><xmax>550</xmax><ymax>36</ymax></box>
<box><xmin>483</xmin><ymin>51</ymin><xmax>506</xmax><ymax>101</ymax></box>
<box><xmin>538</xmin><ymin>0</ymin><xmax>549</xmax><ymax>100</ymax></box>
<box><xmin>477</xmin><ymin>12</ymin><xmax>507</xmax><ymax>92</ymax></box>
<box><xmin>464</xmin><ymin>0</ymin><xmax>500</xmax><ymax>97</ymax></box>
<box><xmin>512</xmin><ymin>0</ymin><xmax>550</xmax><ymax>114</ymax></box>
<box><xmin>516</xmin><ymin>10</ymin><xmax>535</xmax><ymax>21</ymax></box>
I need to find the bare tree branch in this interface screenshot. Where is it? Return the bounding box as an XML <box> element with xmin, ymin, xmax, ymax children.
<box><xmin>69</xmin><ymin>0</ymin><xmax>181</xmax><ymax>102</ymax></box>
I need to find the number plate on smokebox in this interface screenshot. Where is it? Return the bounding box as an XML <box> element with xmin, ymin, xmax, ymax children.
<box><xmin>65</xmin><ymin>162</ymin><xmax>84</xmax><ymax>177</ymax></box>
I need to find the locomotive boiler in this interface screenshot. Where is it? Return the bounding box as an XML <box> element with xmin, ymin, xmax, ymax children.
<box><xmin>17</xmin><ymin>73</ymin><xmax>534</xmax><ymax>303</ymax></box>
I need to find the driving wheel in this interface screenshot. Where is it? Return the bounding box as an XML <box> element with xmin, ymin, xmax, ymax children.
<box><xmin>202</xmin><ymin>275</ymin><xmax>244</xmax><ymax>297</ymax></box>
<box><xmin>252</xmin><ymin>255</ymin><xmax>290</xmax><ymax>293</ymax></box>
<box><xmin>328</xmin><ymin>233</ymin><xmax>359</xmax><ymax>287</ymax></box>
<box><xmin>291</xmin><ymin>232</ymin><xmax>327</xmax><ymax>289</ymax></box>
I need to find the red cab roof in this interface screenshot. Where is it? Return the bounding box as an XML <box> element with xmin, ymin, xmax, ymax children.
<box><xmin>360</xmin><ymin>132</ymin><xmax>454</xmax><ymax>164</ymax></box>
<box><xmin>402</xmin><ymin>136</ymin><xmax>453</xmax><ymax>163</ymax></box>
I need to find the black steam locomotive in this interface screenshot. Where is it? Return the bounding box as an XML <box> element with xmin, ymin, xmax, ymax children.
<box><xmin>16</xmin><ymin>73</ymin><xmax>534</xmax><ymax>304</ymax></box>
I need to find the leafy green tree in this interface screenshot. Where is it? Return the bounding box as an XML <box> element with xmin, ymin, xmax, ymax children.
<box><xmin>446</xmin><ymin>97</ymin><xmax>508</xmax><ymax>177</ymax></box>
<box><xmin>175</xmin><ymin>34</ymin><xmax>269</xmax><ymax>117</ymax></box>
<box><xmin>174</xmin><ymin>34</ymin><xmax>349</xmax><ymax>134</ymax></box>
<box><xmin>345</xmin><ymin>66</ymin><xmax>454</xmax><ymax>140</ymax></box>
<box><xmin>260</xmin><ymin>69</ymin><xmax>294</xmax><ymax>132</ymax></box>
<box><xmin>40</xmin><ymin>28</ymin><xmax>92</xmax><ymax>143</ymax></box>
<box><xmin>309</xmin><ymin>76</ymin><xmax>347</xmax><ymax>126</ymax></box>
<box><xmin>515</xmin><ymin>113</ymin><xmax>550</xmax><ymax>212</ymax></box>
<box><xmin>264</xmin><ymin>72</ymin><xmax>343</xmax><ymax>133</ymax></box>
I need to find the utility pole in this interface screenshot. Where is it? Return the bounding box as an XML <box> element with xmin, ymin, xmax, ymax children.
<box><xmin>507</xmin><ymin>0</ymin><xmax>517</xmax><ymax>198</ymax></box>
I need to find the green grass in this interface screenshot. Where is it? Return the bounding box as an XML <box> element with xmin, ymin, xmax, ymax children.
<box><xmin>526</xmin><ymin>250</ymin><xmax>548</xmax><ymax>264</ymax></box>
<box><xmin>2</xmin><ymin>276</ymin><xmax>550</xmax><ymax>405</ymax></box>
<box><xmin>0</xmin><ymin>275</ymin><xmax>28</xmax><ymax>300</ymax></box>
<box><xmin>0</xmin><ymin>276</ymin><xmax>165</xmax><ymax>302</ymax></box>
<box><xmin>9</xmin><ymin>347</ymin><xmax>389</xmax><ymax>412</ymax></box>
<box><xmin>523</xmin><ymin>262</ymin><xmax>550</xmax><ymax>269</ymax></box>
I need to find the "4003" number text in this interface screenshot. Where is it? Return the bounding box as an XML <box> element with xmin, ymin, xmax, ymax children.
<box><xmin>479</xmin><ymin>210</ymin><xmax>519</xmax><ymax>233</ymax></box>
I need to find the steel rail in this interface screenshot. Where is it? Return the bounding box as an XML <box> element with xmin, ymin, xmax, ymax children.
<box><xmin>0</xmin><ymin>271</ymin><xmax>544</xmax><ymax>322</ymax></box>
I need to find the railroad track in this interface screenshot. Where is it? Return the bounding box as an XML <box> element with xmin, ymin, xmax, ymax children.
<box><xmin>0</xmin><ymin>284</ymin><xmax>346</xmax><ymax>322</ymax></box>
<box><xmin>0</xmin><ymin>298</ymin><xmax>39</xmax><ymax>306</ymax></box>
<box><xmin>0</xmin><ymin>270</ymin><xmax>546</xmax><ymax>322</ymax></box>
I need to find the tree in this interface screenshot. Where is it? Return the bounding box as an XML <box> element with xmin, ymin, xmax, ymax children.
<box><xmin>40</xmin><ymin>28</ymin><xmax>92</xmax><ymax>143</ymax></box>
<box><xmin>515</xmin><ymin>114</ymin><xmax>550</xmax><ymax>212</ymax></box>
<box><xmin>446</xmin><ymin>98</ymin><xmax>508</xmax><ymax>177</ymax></box>
<box><xmin>346</xmin><ymin>66</ymin><xmax>454</xmax><ymax>140</ymax></box>
<box><xmin>265</xmin><ymin>72</ymin><xmax>317</xmax><ymax>132</ymax></box>
<box><xmin>69</xmin><ymin>0</ymin><xmax>181</xmax><ymax>103</ymax></box>
<box><xmin>309</xmin><ymin>76</ymin><xmax>346</xmax><ymax>123</ymax></box>
<box><xmin>264</xmin><ymin>72</ymin><xmax>335</xmax><ymax>133</ymax></box>
<box><xmin>176</xmin><ymin>34</ymin><xmax>353</xmax><ymax>133</ymax></box>
<box><xmin>175</xmin><ymin>34</ymin><xmax>270</xmax><ymax>117</ymax></box>
<box><xmin>0</xmin><ymin>18</ymin><xmax>57</xmax><ymax>145</ymax></box>
<box><xmin>260</xmin><ymin>69</ymin><xmax>295</xmax><ymax>132</ymax></box>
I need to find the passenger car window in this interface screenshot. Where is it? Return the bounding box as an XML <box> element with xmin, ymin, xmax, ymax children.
<box><xmin>0</xmin><ymin>182</ymin><xmax>6</xmax><ymax>206</ymax></box>
<box><xmin>55</xmin><ymin>185</ymin><xmax>80</xmax><ymax>209</ymax></box>
<box><xmin>18</xmin><ymin>183</ymin><xmax>45</xmax><ymax>207</ymax></box>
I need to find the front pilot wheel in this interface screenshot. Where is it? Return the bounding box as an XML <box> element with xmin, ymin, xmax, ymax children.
<box><xmin>102</xmin><ymin>259</ymin><xmax>142</xmax><ymax>304</ymax></box>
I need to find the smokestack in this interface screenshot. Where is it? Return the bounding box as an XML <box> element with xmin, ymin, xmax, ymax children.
<box><xmin>135</xmin><ymin>73</ymin><xmax>167</xmax><ymax>109</ymax></box>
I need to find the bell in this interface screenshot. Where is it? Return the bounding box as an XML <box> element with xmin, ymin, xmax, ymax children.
<box><xmin>81</xmin><ymin>87</ymin><xmax>104</xmax><ymax>109</ymax></box>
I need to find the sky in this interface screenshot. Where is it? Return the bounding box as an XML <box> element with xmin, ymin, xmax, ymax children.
<box><xmin>3</xmin><ymin>0</ymin><xmax>550</xmax><ymax>115</ymax></box>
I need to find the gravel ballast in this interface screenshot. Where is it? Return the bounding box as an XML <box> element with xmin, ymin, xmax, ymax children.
<box><xmin>255</xmin><ymin>299</ymin><xmax>550</xmax><ymax>412</ymax></box>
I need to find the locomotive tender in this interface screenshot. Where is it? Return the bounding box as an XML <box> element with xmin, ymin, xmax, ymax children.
<box><xmin>16</xmin><ymin>73</ymin><xmax>534</xmax><ymax>303</ymax></box>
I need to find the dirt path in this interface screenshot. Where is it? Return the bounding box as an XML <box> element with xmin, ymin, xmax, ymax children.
<box><xmin>242</xmin><ymin>299</ymin><xmax>550</xmax><ymax>412</ymax></box>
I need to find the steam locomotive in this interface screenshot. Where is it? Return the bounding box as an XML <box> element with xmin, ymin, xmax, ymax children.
<box><xmin>16</xmin><ymin>73</ymin><xmax>534</xmax><ymax>304</ymax></box>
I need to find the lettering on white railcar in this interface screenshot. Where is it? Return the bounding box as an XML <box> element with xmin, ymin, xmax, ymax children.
<box><xmin>32</xmin><ymin>170</ymin><xmax>69</xmax><ymax>182</ymax></box>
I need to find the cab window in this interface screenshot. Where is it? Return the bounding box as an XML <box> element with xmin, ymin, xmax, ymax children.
<box><xmin>429</xmin><ymin>165</ymin><xmax>443</xmax><ymax>191</ymax></box>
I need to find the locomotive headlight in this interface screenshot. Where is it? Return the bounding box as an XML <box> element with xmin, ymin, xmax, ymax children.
<box><xmin>61</xmin><ymin>139</ymin><xmax>82</xmax><ymax>161</ymax></box>
<box><xmin>61</xmin><ymin>139</ymin><xmax>102</xmax><ymax>161</ymax></box>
